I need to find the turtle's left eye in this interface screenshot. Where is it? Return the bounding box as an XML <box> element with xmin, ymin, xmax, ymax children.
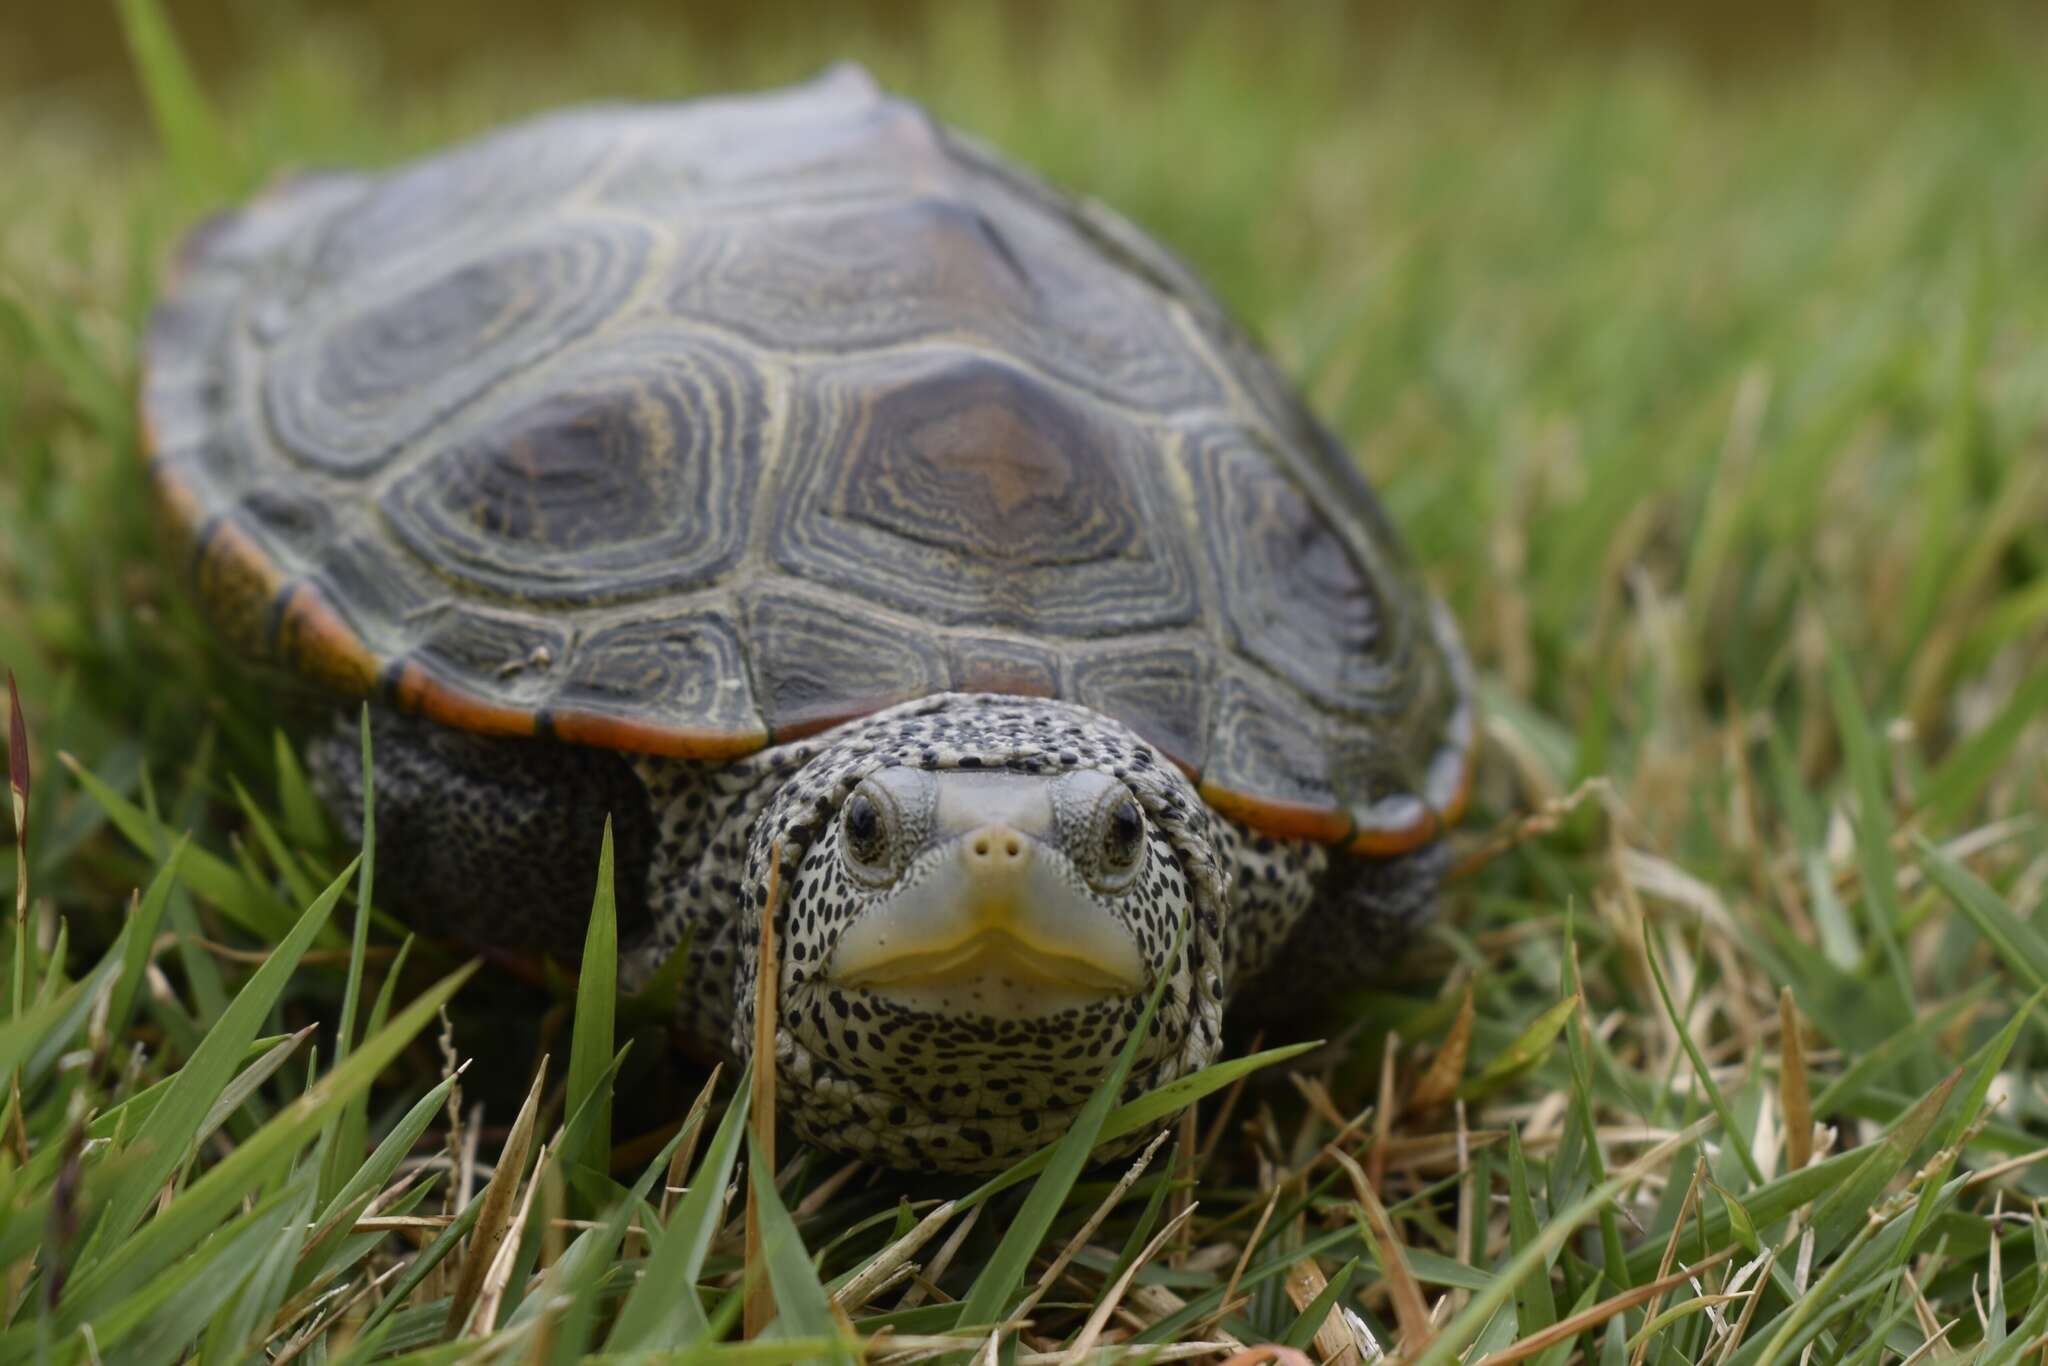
<box><xmin>1101</xmin><ymin>795</ymin><xmax>1145</xmax><ymax>875</ymax></box>
<box><xmin>843</xmin><ymin>791</ymin><xmax>888</xmax><ymax>867</ymax></box>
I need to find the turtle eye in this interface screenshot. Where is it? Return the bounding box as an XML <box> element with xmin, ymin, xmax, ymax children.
<box><xmin>842</xmin><ymin>790</ymin><xmax>889</xmax><ymax>868</ymax></box>
<box><xmin>1101</xmin><ymin>795</ymin><xmax>1145</xmax><ymax>875</ymax></box>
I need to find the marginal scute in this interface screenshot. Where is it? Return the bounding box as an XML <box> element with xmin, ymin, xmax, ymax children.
<box><xmin>236</xmin><ymin>486</ymin><xmax>336</xmax><ymax>563</ymax></box>
<box><xmin>274</xmin><ymin>581</ymin><xmax>382</xmax><ymax>697</ymax></box>
<box><xmin>945</xmin><ymin>637</ymin><xmax>1061</xmax><ymax>698</ymax></box>
<box><xmin>553</xmin><ymin>610</ymin><xmax>764</xmax><ymax>755</ymax></box>
<box><xmin>391</xmin><ymin>663</ymin><xmax>543</xmax><ymax>742</ymax></box>
<box><xmin>190</xmin><ymin>517</ymin><xmax>288</xmax><ymax>659</ymax></box>
<box><xmin>1203</xmin><ymin>668</ymin><xmax>1337</xmax><ymax>824</ymax></box>
<box><xmin>316</xmin><ymin>534</ymin><xmax>442</xmax><ymax>640</ymax></box>
<box><xmin>745</xmin><ymin>589</ymin><xmax>945</xmax><ymax>740</ymax></box>
<box><xmin>404</xmin><ymin>607</ymin><xmax>572</xmax><ymax>706</ymax></box>
<box><xmin>379</xmin><ymin>329</ymin><xmax>763</xmax><ymax>605</ymax></box>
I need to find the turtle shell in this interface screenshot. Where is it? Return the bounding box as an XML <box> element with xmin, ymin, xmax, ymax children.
<box><xmin>140</xmin><ymin>65</ymin><xmax>1475</xmax><ymax>855</ymax></box>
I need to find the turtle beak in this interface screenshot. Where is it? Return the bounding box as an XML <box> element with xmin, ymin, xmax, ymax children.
<box><xmin>827</xmin><ymin>822</ymin><xmax>1145</xmax><ymax>1017</ymax></box>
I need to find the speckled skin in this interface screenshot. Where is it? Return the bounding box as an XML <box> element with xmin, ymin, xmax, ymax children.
<box><xmin>318</xmin><ymin>691</ymin><xmax>1440</xmax><ymax>1172</ymax></box>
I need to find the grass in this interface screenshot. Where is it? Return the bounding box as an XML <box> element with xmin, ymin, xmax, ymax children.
<box><xmin>3</xmin><ymin>1</ymin><xmax>2047</xmax><ymax>1360</ymax></box>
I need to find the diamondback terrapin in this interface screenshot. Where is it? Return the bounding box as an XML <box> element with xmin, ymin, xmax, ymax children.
<box><xmin>141</xmin><ymin>65</ymin><xmax>1475</xmax><ymax>1172</ymax></box>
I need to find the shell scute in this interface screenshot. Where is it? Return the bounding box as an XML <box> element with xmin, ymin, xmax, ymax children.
<box><xmin>552</xmin><ymin>609</ymin><xmax>763</xmax><ymax>755</ymax></box>
<box><xmin>377</xmin><ymin>328</ymin><xmax>764</xmax><ymax>606</ymax></box>
<box><xmin>744</xmin><ymin>588</ymin><xmax>947</xmax><ymax>741</ymax></box>
<box><xmin>264</xmin><ymin>218</ymin><xmax>652</xmax><ymax>478</ymax></box>
<box><xmin>667</xmin><ymin>194</ymin><xmax>1036</xmax><ymax>354</ymax></box>
<box><xmin>1184</xmin><ymin>422</ymin><xmax>1396</xmax><ymax>713</ymax></box>
<box><xmin>771</xmin><ymin>348</ymin><xmax>1200</xmax><ymax>635</ymax></box>
<box><xmin>943</xmin><ymin>637</ymin><xmax>1062</xmax><ymax>699</ymax></box>
<box><xmin>404</xmin><ymin>607</ymin><xmax>572</xmax><ymax>708</ymax></box>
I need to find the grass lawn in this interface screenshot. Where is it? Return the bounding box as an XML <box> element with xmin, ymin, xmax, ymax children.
<box><xmin>3</xmin><ymin>2</ymin><xmax>2047</xmax><ymax>1360</ymax></box>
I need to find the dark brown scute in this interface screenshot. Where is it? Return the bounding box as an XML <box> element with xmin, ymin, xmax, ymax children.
<box><xmin>770</xmin><ymin>349</ymin><xmax>1200</xmax><ymax>635</ymax></box>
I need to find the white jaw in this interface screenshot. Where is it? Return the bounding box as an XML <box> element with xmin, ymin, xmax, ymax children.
<box><xmin>824</xmin><ymin>772</ymin><xmax>1146</xmax><ymax>1018</ymax></box>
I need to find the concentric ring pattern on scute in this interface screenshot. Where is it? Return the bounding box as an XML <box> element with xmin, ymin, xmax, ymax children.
<box><xmin>139</xmin><ymin>63</ymin><xmax>1475</xmax><ymax>853</ymax></box>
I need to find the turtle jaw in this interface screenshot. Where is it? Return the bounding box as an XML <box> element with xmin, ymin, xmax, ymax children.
<box><xmin>825</xmin><ymin>824</ymin><xmax>1146</xmax><ymax>1019</ymax></box>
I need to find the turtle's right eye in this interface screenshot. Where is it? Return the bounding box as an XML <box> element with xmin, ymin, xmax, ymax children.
<box><xmin>842</xmin><ymin>790</ymin><xmax>890</xmax><ymax>869</ymax></box>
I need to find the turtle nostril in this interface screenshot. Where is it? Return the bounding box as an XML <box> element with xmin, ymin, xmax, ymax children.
<box><xmin>965</xmin><ymin>825</ymin><xmax>1029</xmax><ymax>869</ymax></box>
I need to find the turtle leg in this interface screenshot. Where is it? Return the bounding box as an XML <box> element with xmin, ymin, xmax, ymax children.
<box><xmin>306</xmin><ymin>708</ymin><xmax>657</xmax><ymax>964</ymax></box>
<box><xmin>1230</xmin><ymin>838</ymin><xmax>1448</xmax><ymax>1017</ymax></box>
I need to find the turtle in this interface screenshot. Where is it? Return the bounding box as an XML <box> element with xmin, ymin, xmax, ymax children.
<box><xmin>139</xmin><ymin>64</ymin><xmax>1476</xmax><ymax>1173</ymax></box>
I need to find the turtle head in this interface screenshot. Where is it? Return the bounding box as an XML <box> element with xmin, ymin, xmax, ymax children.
<box><xmin>732</xmin><ymin>695</ymin><xmax>1229</xmax><ymax>1171</ymax></box>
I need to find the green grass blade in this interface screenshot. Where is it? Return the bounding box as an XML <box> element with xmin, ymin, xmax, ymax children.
<box><xmin>227</xmin><ymin>775</ymin><xmax>320</xmax><ymax>911</ymax></box>
<box><xmin>344</xmin><ymin>1188</ymin><xmax>491</xmax><ymax>1355</ymax></box>
<box><xmin>108</xmin><ymin>835</ymin><xmax>186</xmax><ymax>1040</ymax></box>
<box><xmin>515</xmin><ymin>1111</ymin><xmax>692</xmax><ymax>1360</ymax></box>
<box><xmin>1915</xmin><ymin>837</ymin><xmax>2048</xmax><ymax>990</ymax></box>
<box><xmin>194</xmin><ymin>1024</ymin><xmax>309</xmax><ymax>1146</ymax></box>
<box><xmin>1561</xmin><ymin>908</ymin><xmax>1629</xmax><ymax>1288</ymax></box>
<box><xmin>298</xmin><ymin>1073</ymin><xmax>461</xmax><ymax>1290</ymax></box>
<box><xmin>605</xmin><ymin>1062</ymin><xmax>754</xmax><ymax>1352</ymax></box>
<box><xmin>1621</xmin><ymin>1141</ymin><xmax>1867</xmax><ymax>1282</ymax></box>
<box><xmin>1280</xmin><ymin>1256</ymin><xmax>1358</xmax><ymax>1351</ymax></box>
<box><xmin>98</xmin><ymin>855</ymin><xmax>358</xmax><ymax>1243</ymax></box>
<box><xmin>1644</xmin><ymin>935</ymin><xmax>1766</xmax><ymax>1186</ymax></box>
<box><xmin>1506</xmin><ymin>1126</ymin><xmax>1555</xmax><ymax>1332</ymax></box>
<box><xmin>55</xmin><ymin>960</ymin><xmax>478</xmax><ymax>1330</ymax></box>
<box><xmin>1458</xmin><ymin>993</ymin><xmax>1577</xmax><ymax>1101</ymax></box>
<box><xmin>1412</xmin><ymin>1168</ymin><xmax>1637</xmax><ymax>1366</ymax></box>
<box><xmin>1919</xmin><ymin>665</ymin><xmax>2048</xmax><ymax>823</ymax></box>
<box><xmin>566</xmin><ymin>817</ymin><xmax>619</xmax><ymax>1187</ymax></box>
<box><xmin>112</xmin><ymin>0</ymin><xmax>235</xmax><ymax>195</ymax></box>
<box><xmin>68</xmin><ymin>1172</ymin><xmax>315</xmax><ymax>1366</ymax></box>
<box><xmin>59</xmin><ymin>753</ymin><xmax>297</xmax><ymax>940</ymax></box>
<box><xmin>958</xmin><ymin>1039</ymin><xmax>1319</xmax><ymax>1209</ymax></box>
<box><xmin>0</xmin><ymin>949</ymin><xmax>121</xmax><ymax>1088</ymax></box>
<box><xmin>746</xmin><ymin>1130</ymin><xmax>850</xmax><ymax>1353</ymax></box>
<box><xmin>1808</xmin><ymin>982</ymin><xmax>1990</xmax><ymax>1116</ymax></box>
<box><xmin>200</xmin><ymin>1179</ymin><xmax>317</xmax><ymax>1363</ymax></box>
<box><xmin>1894</xmin><ymin>992</ymin><xmax>2039</xmax><ymax>1261</ymax></box>
<box><xmin>273</xmin><ymin>728</ymin><xmax>325</xmax><ymax>850</ymax></box>
<box><xmin>1808</xmin><ymin>1066</ymin><xmax>1958</xmax><ymax>1260</ymax></box>
<box><xmin>1827</xmin><ymin>639</ymin><xmax>1914</xmax><ymax>1008</ymax></box>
